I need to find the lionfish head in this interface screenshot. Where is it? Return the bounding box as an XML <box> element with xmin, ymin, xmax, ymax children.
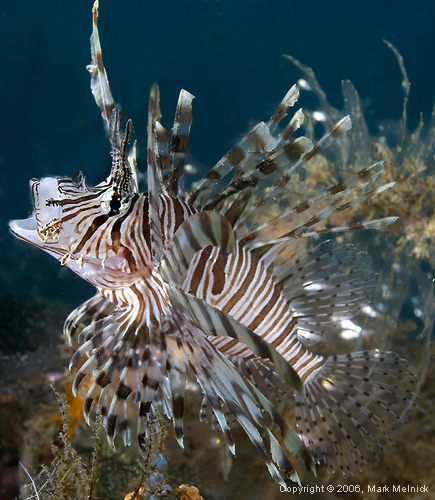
<box><xmin>9</xmin><ymin>107</ymin><xmax>140</xmax><ymax>284</ymax></box>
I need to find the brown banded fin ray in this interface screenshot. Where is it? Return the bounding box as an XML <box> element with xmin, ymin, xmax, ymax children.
<box><xmin>168</xmin><ymin>89</ymin><xmax>195</xmax><ymax>196</ymax></box>
<box><xmin>168</xmin><ymin>284</ymin><xmax>305</xmax><ymax>394</ymax></box>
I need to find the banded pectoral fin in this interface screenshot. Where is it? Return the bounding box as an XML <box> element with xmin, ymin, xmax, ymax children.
<box><xmin>159</xmin><ymin>210</ymin><xmax>236</xmax><ymax>283</ymax></box>
<box><xmin>64</xmin><ymin>292</ymin><xmax>115</xmax><ymax>343</ymax></box>
<box><xmin>167</xmin><ymin>283</ymin><xmax>304</xmax><ymax>395</ymax></box>
<box><xmin>251</xmin><ymin>378</ymin><xmax>316</xmax><ymax>476</ymax></box>
<box><xmin>171</xmin><ymin>307</ymin><xmax>313</xmax><ymax>484</ymax></box>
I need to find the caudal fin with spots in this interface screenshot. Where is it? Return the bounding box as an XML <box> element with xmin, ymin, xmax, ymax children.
<box><xmin>295</xmin><ymin>350</ymin><xmax>417</xmax><ymax>474</ymax></box>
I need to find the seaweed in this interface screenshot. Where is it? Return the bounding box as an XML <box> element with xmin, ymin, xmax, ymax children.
<box><xmin>17</xmin><ymin>388</ymin><xmax>203</xmax><ymax>500</ymax></box>
<box><xmin>19</xmin><ymin>389</ymin><xmax>98</xmax><ymax>500</ymax></box>
<box><xmin>284</xmin><ymin>43</ymin><xmax>435</xmax><ymax>263</ymax></box>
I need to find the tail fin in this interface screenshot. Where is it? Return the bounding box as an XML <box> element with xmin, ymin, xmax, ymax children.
<box><xmin>295</xmin><ymin>350</ymin><xmax>417</xmax><ymax>474</ymax></box>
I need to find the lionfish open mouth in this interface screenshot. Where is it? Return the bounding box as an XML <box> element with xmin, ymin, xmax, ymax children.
<box><xmin>9</xmin><ymin>214</ymin><xmax>38</xmax><ymax>240</ymax></box>
<box><xmin>10</xmin><ymin>177</ymin><xmax>60</xmax><ymax>244</ymax></box>
<box><xmin>8</xmin><ymin>0</ymin><xmax>418</xmax><ymax>488</ymax></box>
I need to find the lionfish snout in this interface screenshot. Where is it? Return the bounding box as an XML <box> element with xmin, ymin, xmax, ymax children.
<box><xmin>9</xmin><ymin>176</ymin><xmax>64</xmax><ymax>246</ymax></box>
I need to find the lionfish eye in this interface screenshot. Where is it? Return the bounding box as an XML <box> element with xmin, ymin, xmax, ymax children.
<box><xmin>108</xmin><ymin>193</ymin><xmax>121</xmax><ymax>215</ymax></box>
<box><xmin>101</xmin><ymin>188</ymin><xmax>129</xmax><ymax>216</ymax></box>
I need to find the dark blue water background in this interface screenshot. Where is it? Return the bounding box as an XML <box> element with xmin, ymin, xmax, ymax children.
<box><xmin>0</xmin><ymin>0</ymin><xmax>434</xmax><ymax>304</ymax></box>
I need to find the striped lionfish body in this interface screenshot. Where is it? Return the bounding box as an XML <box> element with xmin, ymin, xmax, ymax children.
<box><xmin>9</xmin><ymin>1</ymin><xmax>417</xmax><ymax>486</ymax></box>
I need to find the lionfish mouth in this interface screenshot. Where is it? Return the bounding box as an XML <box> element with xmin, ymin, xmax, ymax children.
<box><xmin>9</xmin><ymin>215</ymin><xmax>38</xmax><ymax>242</ymax></box>
<box><xmin>9</xmin><ymin>176</ymin><xmax>64</xmax><ymax>247</ymax></box>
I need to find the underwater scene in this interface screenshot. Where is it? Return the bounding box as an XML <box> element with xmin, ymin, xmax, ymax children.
<box><xmin>1</xmin><ymin>1</ymin><xmax>435</xmax><ymax>499</ymax></box>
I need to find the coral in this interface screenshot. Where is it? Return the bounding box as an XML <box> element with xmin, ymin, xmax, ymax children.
<box><xmin>175</xmin><ymin>485</ymin><xmax>204</xmax><ymax>500</ymax></box>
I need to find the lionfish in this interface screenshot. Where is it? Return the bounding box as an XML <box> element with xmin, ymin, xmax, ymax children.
<box><xmin>9</xmin><ymin>1</ymin><xmax>417</xmax><ymax>487</ymax></box>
